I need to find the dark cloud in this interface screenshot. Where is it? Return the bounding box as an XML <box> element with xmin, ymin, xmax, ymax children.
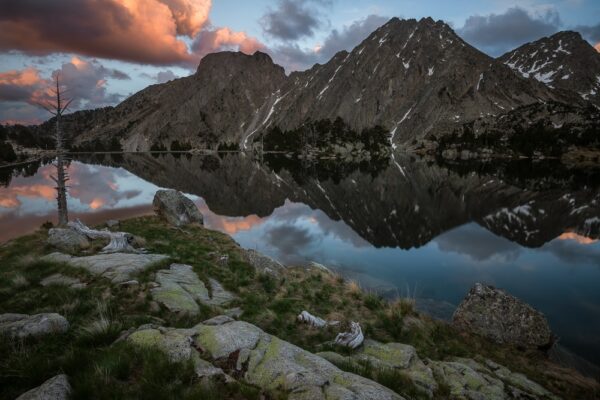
<box><xmin>542</xmin><ymin>239</ymin><xmax>600</xmax><ymax>265</ymax></box>
<box><xmin>317</xmin><ymin>14</ymin><xmax>389</xmax><ymax>61</ymax></box>
<box><xmin>261</xmin><ymin>0</ymin><xmax>330</xmax><ymax>41</ymax></box>
<box><xmin>109</xmin><ymin>69</ymin><xmax>131</xmax><ymax>80</ymax></box>
<box><xmin>435</xmin><ymin>223</ymin><xmax>522</xmax><ymax>262</ymax></box>
<box><xmin>458</xmin><ymin>7</ymin><xmax>560</xmax><ymax>56</ymax></box>
<box><xmin>265</xmin><ymin>224</ymin><xmax>315</xmax><ymax>255</ymax></box>
<box><xmin>156</xmin><ymin>70</ymin><xmax>178</xmax><ymax>83</ymax></box>
<box><xmin>271</xmin><ymin>14</ymin><xmax>388</xmax><ymax>71</ymax></box>
<box><xmin>574</xmin><ymin>23</ymin><xmax>600</xmax><ymax>45</ymax></box>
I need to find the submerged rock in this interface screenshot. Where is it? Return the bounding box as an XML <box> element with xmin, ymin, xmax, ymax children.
<box><xmin>47</xmin><ymin>228</ymin><xmax>90</xmax><ymax>254</ymax></box>
<box><xmin>453</xmin><ymin>283</ymin><xmax>553</xmax><ymax>349</ymax></box>
<box><xmin>124</xmin><ymin>318</ymin><xmax>403</xmax><ymax>399</ymax></box>
<box><xmin>43</xmin><ymin>252</ymin><xmax>168</xmax><ymax>283</ymax></box>
<box><xmin>153</xmin><ymin>189</ymin><xmax>203</xmax><ymax>227</ymax></box>
<box><xmin>151</xmin><ymin>264</ymin><xmax>236</xmax><ymax>314</ymax></box>
<box><xmin>16</xmin><ymin>374</ymin><xmax>71</xmax><ymax>400</ymax></box>
<box><xmin>0</xmin><ymin>313</ymin><xmax>69</xmax><ymax>339</ymax></box>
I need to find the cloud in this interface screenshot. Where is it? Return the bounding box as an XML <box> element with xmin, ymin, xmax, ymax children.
<box><xmin>191</xmin><ymin>27</ymin><xmax>265</xmax><ymax>59</ymax></box>
<box><xmin>0</xmin><ymin>57</ymin><xmax>127</xmax><ymax>123</ymax></box>
<box><xmin>458</xmin><ymin>7</ymin><xmax>560</xmax><ymax>56</ymax></box>
<box><xmin>0</xmin><ymin>0</ymin><xmax>262</xmax><ymax>66</ymax></box>
<box><xmin>573</xmin><ymin>22</ymin><xmax>600</xmax><ymax>51</ymax></box>
<box><xmin>436</xmin><ymin>223</ymin><xmax>522</xmax><ymax>262</ymax></box>
<box><xmin>156</xmin><ymin>70</ymin><xmax>178</xmax><ymax>83</ymax></box>
<box><xmin>261</xmin><ymin>0</ymin><xmax>330</xmax><ymax>41</ymax></box>
<box><xmin>272</xmin><ymin>14</ymin><xmax>388</xmax><ymax>71</ymax></box>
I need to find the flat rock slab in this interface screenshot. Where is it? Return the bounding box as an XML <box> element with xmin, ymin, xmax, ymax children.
<box><xmin>151</xmin><ymin>264</ymin><xmax>236</xmax><ymax>314</ymax></box>
<box><xmin>40</xmin><ymin>273</ymin><xmax>86</xmax><ymax>289</ymax></box>
<box><xmin>125</xmin><ymin>318</ymin><xmax>403</xmax><ymax>400</ymax></box>
<box><xmin>0</xmin><ymin>313</ymin><xmax>69</xmax><ymax>339</ymax></box>
<box><xmin>16</xmin><ymin>374</ymin><xmax>71</xmax><ymax>400</ymax></box>
<box><xmin>431</xmin><ymin>358</ymin><xmax>560</xmax><ymax>400</ymax></box>
<box><xmin>318</xmin><ymin>339</ymin><xmax>438</xmax><ymax>398</ymax></box>
<box><xmin>43</xmin><ymin>252</ymin><xmax>169</xmax><ymax>283</ymax></box>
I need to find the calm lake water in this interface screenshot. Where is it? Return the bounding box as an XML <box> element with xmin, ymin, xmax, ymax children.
<box><xmin>1</xmin><ymin>153</ymin><xmax>599</xmax><ymax>365</ymax></box>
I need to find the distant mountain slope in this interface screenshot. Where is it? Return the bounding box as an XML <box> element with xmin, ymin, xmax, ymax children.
<box><xmin>10</xmin><ymin>18</ymin><xmax>598</xmax><ymax>152</ymax></box>
<box><xmin>499</xmin><ymin>31</ymin><xmax>600</xmax><ymax>106</ymax></box>
<box><xmin>246</xmin><ymin>17</ymin><xmax>565</xmax><ymax>147</ymax></box>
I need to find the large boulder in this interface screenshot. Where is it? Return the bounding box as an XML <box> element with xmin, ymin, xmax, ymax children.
<box><xmin>47</xmin><ymin>228</ymin><xmax>90</xmax><ymax>254</ymax></box>
<box><xmin>16</xmin><ymin>375</ymin><xmax>71</xmax><ymax>400</ymax></box>
<box><xmin>125</xmin><ymin>318</ymin><xmax>404</xmax><ymax>400</ymax></box>
<box><xmin>152</xmin><ymin>189</ymin><xmax>203</xmax><ymax>227</ymax></box>
<box><xmin>0</xmin><ymin>313</ymin><xmax>69</xmax><ymax>339</ymax></box>
<box><xmin>453</xmin><ymin>283</ymin><xmax>553</xmax><ymax>349</ymax></box>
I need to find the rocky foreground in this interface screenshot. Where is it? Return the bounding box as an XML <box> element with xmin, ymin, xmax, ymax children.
<box><xmin>0</xmin><ymin>190</ymin><xmax>598</xmax><ymax>399</ymax></box>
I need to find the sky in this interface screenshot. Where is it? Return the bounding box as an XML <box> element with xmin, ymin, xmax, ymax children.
<box><xmin>0</xmin><ymin>0</ymin><xmax>599</xmax><ymax>125</ymax></box>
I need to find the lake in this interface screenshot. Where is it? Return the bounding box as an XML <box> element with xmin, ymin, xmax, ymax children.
<box><xmin>1</xmin><ymin>152</ymin><xmax>599</xmax><ymax>366</ymax></box>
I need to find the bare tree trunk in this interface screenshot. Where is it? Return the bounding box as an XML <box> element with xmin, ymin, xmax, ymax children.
<box><xmin>40</xmin><ymin>76</ymin><xmax>73</xmax><ymax>227</ymax></box>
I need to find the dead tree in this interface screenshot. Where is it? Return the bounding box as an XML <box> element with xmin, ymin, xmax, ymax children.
<box><xmin>38</xmin><ymin>75</ymin><xmax>73</xmax><ymax>227</ymax></box>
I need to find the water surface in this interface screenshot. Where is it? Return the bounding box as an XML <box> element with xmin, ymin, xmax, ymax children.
<box><xmin>1</xmin><ymin>153</ymin><xmax>599</xmax><ymax>364</ymax></box>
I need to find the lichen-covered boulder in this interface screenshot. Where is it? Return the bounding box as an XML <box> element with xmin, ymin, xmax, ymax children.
<box><xmin>124</xmin><ymin>319</ymin><xmax>404</xmax><ymax>399</ymax></box>
<box><xmin>16</xmin><ymin>374</ymin><xmax>71</xmax><ymax>400</ymax></box>
<box><xmin>453</xmin><ymin>283</ymin><xmax>553</xmax><ymax>349</ymax></box>
<box><xmin>431</xmin><ymin>358</ymin><xmax>559</xmax><ymax>400</ymax></box>
<box><xmin>150</xmin><ymin>264</ymin><xmax>236</xmax><ymax>314</ymax></box>
<box><xmin>318</xmin><ymin>340</ymin><xmax>438</xmax><ymax>398</ymax></box>
<box><xmin>0</xmin><ymin>313</ymin><xmax>69</xmax><ymax>339</ymax></box>
<box><xmin>153</xmin><ymin>189</ymin><xmax>203</xmax><ymax>227</ymax></box>
<box><xmin>47</xmin><ymin>228</ymin><xmax>90</xmax><ymax>254</ymax></box>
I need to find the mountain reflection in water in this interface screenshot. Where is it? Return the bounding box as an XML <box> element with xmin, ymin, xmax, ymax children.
<box><xmin>0</xmin><ymin>153</ymin><xmax>599</xmax><ymax>365</ymax></box>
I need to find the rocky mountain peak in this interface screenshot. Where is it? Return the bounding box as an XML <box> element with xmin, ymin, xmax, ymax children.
<box><xmin>499</xmin><ymin>30</ymin><xmax>600</xmax><ymax>106</ymax></box>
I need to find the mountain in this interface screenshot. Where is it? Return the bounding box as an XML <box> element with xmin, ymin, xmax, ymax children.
<box><xmin>499</xmin><ymin>31</ymin><xmax>600</xmax><ymax>106</ymax></box>
<box><xmin>247</xmin><ymin>17</ymin><xmax>566</xmax><ymax>148</ymax></box>
<box><xmin>10</xmin><ymin>18</ymin><xmax>597</xmax><ymax>152</ymax></box>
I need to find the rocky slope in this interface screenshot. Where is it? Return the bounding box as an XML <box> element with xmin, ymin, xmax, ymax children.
<box><xmin>10</xmin><ymin>18</ymin><xmax>598</xmax><ymax>153</ymax></box>
<box><xmin>499</xmin><ymin>31</ymin><xmax>600</xmax><ymax>106</ymax></box>
<box><xmin>2</xmin><ymin>204</ymin><xmax>597</xmax><ymax>399</ymax></box>
<box><xmin>250</xmin><ymin>17</ymin><xmax>566</xmax><ymax>148</ymax></box>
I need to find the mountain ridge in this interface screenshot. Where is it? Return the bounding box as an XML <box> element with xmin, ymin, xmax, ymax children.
<box><xmin>7</xmin><ymin>17</ymin><xmax>599</xmax><ymax>153</ymax></box>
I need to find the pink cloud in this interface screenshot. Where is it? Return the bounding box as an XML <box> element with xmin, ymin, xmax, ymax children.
<box><xmin>0</xmin><ymin>0</ymin><xmax>264</xmax><ymax>66</ymax></box>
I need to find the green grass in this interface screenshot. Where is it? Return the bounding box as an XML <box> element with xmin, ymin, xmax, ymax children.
<box><xmin>0</xmin><ymin>217</ymin><xmax>597</xmax><ymax>399</ymax></box>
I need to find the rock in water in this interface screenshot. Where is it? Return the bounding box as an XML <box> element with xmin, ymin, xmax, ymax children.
<box><xmin>453</xmin><ymin>283</ymin><xmax>553</xmax><ymax>349</ymax></box>
<box><xmin>47</xmin><ymin>228</ymin><xmax>90</xmax><ymax>254</ymax></box>
<box><xmin>16</xmin><ymin>375</ymin><xmax>71</xmax><ymax>400</ymax></box>
<box><xmin>153</xmin><ymin>189</ymin><xmax>203</xmax><ymax>227</ymax></box>
<box><xmin>0</xmin><ymin>313</ymin><xmax>69</xmax><ymax>339</ymax></box>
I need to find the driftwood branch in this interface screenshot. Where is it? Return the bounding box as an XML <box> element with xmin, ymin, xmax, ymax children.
<box><xmin>334</xmin><ymin>322</ymin><xmax>364</xmax><ymax>349</ymax></box>
<box><xmin>68</xmin><ymin>219</ymin><xmax>138</xmax><ymax>253</ymax></box>
<box><xmin>297</xmin><ymin>311</ymin><xmax>339</xmax><ymax>328</ymax></box>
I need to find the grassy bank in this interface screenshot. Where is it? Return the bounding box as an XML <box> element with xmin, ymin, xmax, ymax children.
<box><xmin>0</xmin><ymin>217</ymin><xmax>597</xmax><ymax>399</ymax></box>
